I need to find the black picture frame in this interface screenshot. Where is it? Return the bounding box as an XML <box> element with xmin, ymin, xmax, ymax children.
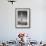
<box><xmin>15</xmin><ymin>8</ymin><xmax>30</xmax><ymax>28</ymax></box>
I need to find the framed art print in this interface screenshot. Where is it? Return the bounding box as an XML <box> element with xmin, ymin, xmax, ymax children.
<box><xmin>15</xmin><ymin>8</ymin><xmax>30</xmax><ymax>28</ymax></box>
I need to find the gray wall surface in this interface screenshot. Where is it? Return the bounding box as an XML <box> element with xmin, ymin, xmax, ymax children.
<box><xmin>0</xmin><ymin>0</ymin><xmax>46</xmax><ymax>42</ymax></box>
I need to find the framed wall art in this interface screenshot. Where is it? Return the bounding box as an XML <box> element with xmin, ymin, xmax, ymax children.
<box><xmin>15</xmin><ymin>8</ymin><xmax>30</xmax><ymax>28</ymax></box>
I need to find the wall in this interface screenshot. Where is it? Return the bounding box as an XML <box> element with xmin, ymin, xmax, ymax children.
<box><xmin>0</xmin><ymin>0</ymin><xmax>46</xmax><ymax>42</ymax></box>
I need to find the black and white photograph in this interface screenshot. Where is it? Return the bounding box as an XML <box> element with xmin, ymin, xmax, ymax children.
<box><xmin>15</xmin><ymin>8</ymin><xmax>30</xmax><ymax>28</ymax></box>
